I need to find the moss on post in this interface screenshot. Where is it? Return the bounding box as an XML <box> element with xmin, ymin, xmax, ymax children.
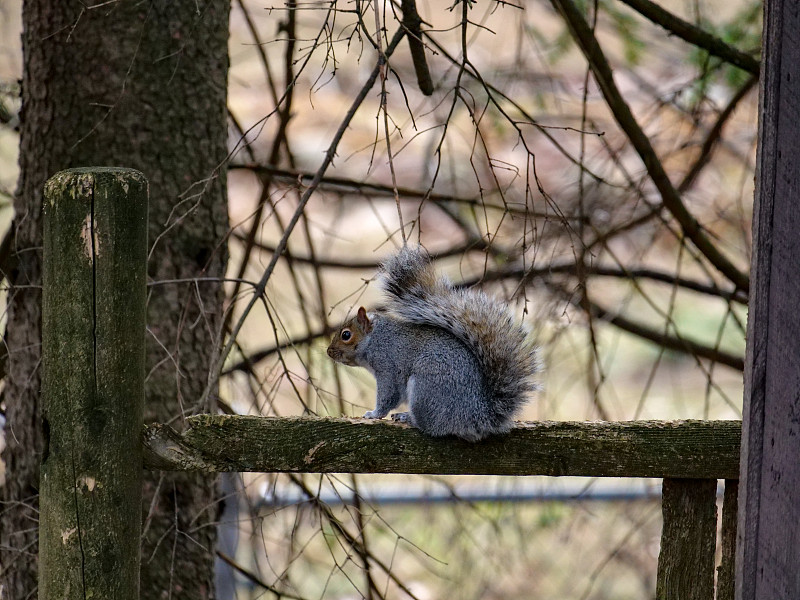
<box><xmin>39</xmin><ymin>168</ymin><xmax>148</xmax><ymax>599</ymax></box>
<box><xmin>143</xmin><ymin>416</ymin><xmax>741</xmax><ymax>478</ymax></box>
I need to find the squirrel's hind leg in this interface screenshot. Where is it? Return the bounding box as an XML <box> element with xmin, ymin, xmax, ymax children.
<box><xmin>391</xmin><ymin>412</ymin><xmax>412</xmax><ymax>424</ymax></box>
<box><xmin>405</xmin><ymin>372</ymin><xmax>492</xmax><ymax>441</ymax></box>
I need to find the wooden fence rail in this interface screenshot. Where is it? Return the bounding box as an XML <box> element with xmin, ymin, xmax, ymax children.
<box><xmin>40</xmin><ymin>167</ymin><xmax>741</xmax><ymax>600</ymax></box>
<box><xmin>143</xmin><ymin>415</ymin><xmax>741</xmax><ymax>478</ymax></box>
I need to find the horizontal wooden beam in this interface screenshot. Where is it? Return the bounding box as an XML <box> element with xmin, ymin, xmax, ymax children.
<box><xmin>143</xmin><ymin>416</ymin><xmax>741</xmax><ymax>479</ymax></box>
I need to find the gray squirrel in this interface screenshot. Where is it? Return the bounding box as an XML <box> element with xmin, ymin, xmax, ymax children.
<box><xmin>327</xmin><ymin>246</ymin><xmax>539</xmax><ymax>441</ymax></box>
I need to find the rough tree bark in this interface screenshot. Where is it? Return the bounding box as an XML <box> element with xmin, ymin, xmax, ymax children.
<box><xmin>1</xmin><ymin>2</ymin><xmax>229</xmax><ymax>598</ymax></box>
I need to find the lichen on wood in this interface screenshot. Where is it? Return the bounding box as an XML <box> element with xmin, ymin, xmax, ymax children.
<box><xmin>143</xmin><ymin>416</ymin><xmax>741</xmax><ymax>479</ymax></box>
<box><xmin>39</xmin><ymin>168</ymin><xmax>147</xmax><ymax>600</ymax></box>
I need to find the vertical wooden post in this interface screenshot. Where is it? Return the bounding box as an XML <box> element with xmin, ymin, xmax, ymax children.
<box><xmin>716</xmin><ymin>480</ymin><xmax>738</xmax><ymax>600</ymax></box>
<box><xmin>39</xmin><ymin>168</ymin><xmax>148</xmax><ymax>599</ymax></box>
<box><xmin>656</xmin><ymin>478</ymin><xmax>718</xmax><ymax>600</ymax></box>
<box><xmin>738</xmin><ymin>0</ymin><xmax>800</xmax><ymax>598</ymax></box>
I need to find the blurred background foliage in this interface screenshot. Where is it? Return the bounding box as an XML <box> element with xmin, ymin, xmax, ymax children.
<box><xmin>0</xmin><ymin>0</ymin><xmax>758</xmax><ymax>597</ymax></box>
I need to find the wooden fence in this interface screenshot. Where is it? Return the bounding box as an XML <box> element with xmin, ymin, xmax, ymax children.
<box><xmin>39</xmin><ymin>168</ymin><xmax>741</xmax><ymax>600</ymax></box>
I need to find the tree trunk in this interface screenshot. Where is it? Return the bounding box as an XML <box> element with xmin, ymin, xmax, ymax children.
<box><xmin>1</xmin><ymin>2</ymin><xmax>229</xmax><ymax>598</ymax></box>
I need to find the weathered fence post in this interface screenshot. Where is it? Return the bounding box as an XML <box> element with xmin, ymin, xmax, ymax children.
<box><xmin>39</xmin><ymin>168</ymin><xmax>148</xmax><ymax>599</ymax></box>
<box><xmin>656</xmin><ymin>478</ymin><xmax>718</xmax><ymax>600</ymax></box>
<box><xmin>738</xmin><ymin>0</ymin><xmax>800</xmax><ymax>597</ymax></box>
<box><xmin>716</xmin><ymin>479</ymin><xmax>738</xmax><ymax>600</ymax></box>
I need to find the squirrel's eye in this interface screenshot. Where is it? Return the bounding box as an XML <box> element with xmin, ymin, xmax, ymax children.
<box><xmin>341</xmin><ymin>329</ymin><xmax>352</xmax><ymax>342</ymax></box>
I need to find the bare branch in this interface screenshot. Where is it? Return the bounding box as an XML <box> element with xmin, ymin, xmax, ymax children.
<box><xmin>574</xmin><ymin>293</ymin><xmax>744</xmax><ymax>371</ymax></box>
<box><xmin>616</xmin><ymin>0</ymin><xmax>760</xmax><ymax>75</ymax></box>
<box><xmin>551</xmin><ymin>0</ymin><xmax>750</xmax><ymax>292</ymax></box>
<box><xmin>401</xmin><ymin>0</ymin><xmax>433</xmax><ymax>95</ymax></box>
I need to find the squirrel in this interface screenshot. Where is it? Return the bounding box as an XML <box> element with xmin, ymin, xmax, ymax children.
<box><xmin>327</xmin><ymin>245</ymin><xmax>539</xmax><ymax>442</ymax></box>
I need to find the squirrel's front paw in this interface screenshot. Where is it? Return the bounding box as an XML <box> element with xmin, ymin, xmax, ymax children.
<box><xmin>391</xmin><ymin>412</ymin><xmax>411</xmax><ymax>423</ymax></box>
<box><xmin>364</xmin><ymin>410</ymin><xmax>383</xmax><ymax>419</ymax></box>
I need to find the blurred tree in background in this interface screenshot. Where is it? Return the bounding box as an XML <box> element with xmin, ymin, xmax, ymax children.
<box><xmin>0</xmin><ymin>1</ymin><xmax>229</xmax><ymax>597</ymax></box>
<box><xmin>0</xmin><ymin>0</ymin><xmax>759</xmax><ymax>597</ymax></box>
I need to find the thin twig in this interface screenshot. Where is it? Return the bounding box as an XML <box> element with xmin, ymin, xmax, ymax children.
<box><xmin>228</xmin><ymin>163</ymin><xmax>572</xmax><ymax>219</ymax></box>
<box><xmin>678</xmin><ymin>73</ymin><xmax>758</xmax><ymax>194</ymax></box>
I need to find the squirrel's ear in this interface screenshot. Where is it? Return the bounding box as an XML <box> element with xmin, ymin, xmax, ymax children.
<box><xmin>356</xmin><ymin>306</ymin><xmax>373</xmax><ymax>332</ymax></box>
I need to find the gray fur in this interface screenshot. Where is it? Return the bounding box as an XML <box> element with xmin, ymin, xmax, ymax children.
<box><xmin>375</xmin><ymin>246</ymin><xmax>540</xmax><ymax>440</ymax></box>
<box><xmin>354</xmin><ymin>317</ymin><xmax>498</xmax><ymax>441</ymax></box>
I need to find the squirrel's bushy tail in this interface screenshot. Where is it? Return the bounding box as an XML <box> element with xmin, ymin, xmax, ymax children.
<box><xmin>381</xmin><ymin>246</ymin><xmax>540</xmax><ymax>422</ymax></box>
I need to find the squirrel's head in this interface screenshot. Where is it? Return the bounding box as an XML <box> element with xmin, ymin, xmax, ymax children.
<box><xmin>327</xmin><ymin>307</ymin><xmax>373</xmax><ymax>366</ymax></box>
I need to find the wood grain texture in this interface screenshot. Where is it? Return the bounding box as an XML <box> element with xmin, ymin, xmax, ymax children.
<box><xmin>143</xmin><ymin>416</ymin><xmax>741</xmax><ymax>478</ymax></box>
<box><xmin>657</xmin><ymin>478</ymin><xmax>718</xmax><ymax>600</ymax></box>
<box><xmin>717</xmin><ymin>480</ymin><xmax>738</xmax><ymax>600</ymax></box>
<box><xmin>738</xmin><ymin>0</ymin><xmax>800</xmax><ymax>598</ymax></box>
<box><xmin>40</xmin><ymin>169</ymin><xmax>147</xmax><ymax>600</ymax></box>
